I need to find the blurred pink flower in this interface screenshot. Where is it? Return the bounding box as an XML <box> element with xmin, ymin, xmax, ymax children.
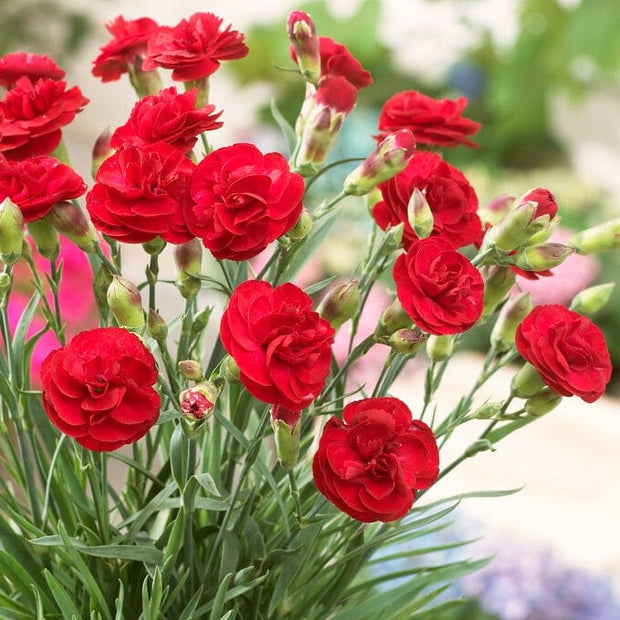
<box><xmin>8</xmin><ymin>236</ymin><xmax>100</xmax><ymax>386</ymax></box>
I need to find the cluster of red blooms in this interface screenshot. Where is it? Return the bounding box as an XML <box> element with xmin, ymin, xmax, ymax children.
<box><xmin>0</xmin><ymin>10</ymin><xmax>612</xmax><ymax>522</ymax></box>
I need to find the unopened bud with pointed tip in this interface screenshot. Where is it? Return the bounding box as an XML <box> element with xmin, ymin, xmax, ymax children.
<box><xmin>570</xmin><ymin>283</ymin><xmax>615</xmax><ymax>315</ymax></box>
<box><xmin>286</xmin><ymin>209</ymin><xmax>313</xmax><ymax>241</ymax></box>
<box><xmin>407</xmin><ymin>188</ymin><xmax>434</xmax><ymax>240</ymax></box>
<box><xmin>0</xmin><ymin>272</ymin><xmax>11</xmax><ymax>302</ymax></box>
<box><xmin>27</xmin><ymin>216</ymin><xmax>59</xmax><ymax>259</ymax></box>
<box><xmin>49</xmin><ymin>201</ymin><xmax>98</xmax><ymax>253</ymax></box>
<box><xmin>190</xmin><ymin>306</ymin><xmax>212</xmax><ymax>339</ymax></box>
<box><xmin>568</xmin><ymin>218</ymin><xmax>620</xmax><ymax>254</ymax></box>
<box><xmin>381</xmin><ymin>222</ymin><xmax>404</xmax><ymax>256</ymax></box>
<box><xmin>222</xmin><ymin>355</ymin><xmax>240</xmax><ymax>383</ymax></box>
<box><xmin>525</xmin><ymin>388</ymin><xmax>562</xmax><ymax>416</ymax></box>
<box><xmin>482</xmin><ymin>201</ymin><xmax>538</xmax><ymax>252</ymax></box>
<box><xmin>491</xmin><ymin>292</ymin><xmax>532</xmax><ymax>352</ymax></box>
<box><xmin>147</xmin><ymin>308</ymin><xmax>168</xmax><ymax>341</ymax></box>
<box><xmin>180</xmin><ymin>382</ymin><xmax>217</xmax><ymax>421</ymax></box>
<box><xmin>426</xmin><ymin>334</ymin><xmax>454</xmax><ymax>361</ymax></box>
<box><xmin>174</xmin><ymin>239</ymin><xmax>202</xmax><ymax>299</ymax></box>
<box><xmin>92</xmin><ymin>127</ymin><xmax>114</xmax><ymax>178</ymax></box>
<box><xmin>388</xmin><ymin>327</ymin><xmax>428</xmax><ymax>355</ymax></box>
<box><xmin>178</xmin><ymin>360</ymin><xmax>203</xmax><ymax>382</ymax></box>
<box><xmin>287</xmin><ymin>10</ymin><xmax>320</xmax><ymax>84</ymax></box>
<box><xmin>0</xmin><ymin>198</ymin><xmax>24</xmax><ymax>265</ymax></box>
<box><xmin>344</xmin><ymin>130</ymin><xmax>416</xmax><ymax>196</ymax></box>
<box><xmin>375</xmin><ymin>298</ymin><xmax>412</xmax><ymax>342</ymax></box>
<box><xmin>511</xmin><ymin>243</ymin><xmax>573</xmax><ymax>272</ymax></box>
<box><xmin>481</xmin><ymin>265</ymin><xmax>516</xmax><ymax>317</ymax></box>
<box><xmin>318</xmin><ymin>280</ymin><xmax>360</xmax><ymax>330</ymax></box>
<box><xmin>511</xmin><ymin>362</ymin><xmax>546</xmax><ymax>399</ymax></box>
<box><xmin>293</xmin><ymin>76</ymin><xmax>358</xmax><ymax>176</ymax></box>
<box><xmin>271</xmin><ymin>405</ymin><xmax>302</xmax><ymax>469</ymax></box>
<box><xmin>107</xmin><ymin>275</ymin><xmax>144</xmax><ymax>330</ymax></box>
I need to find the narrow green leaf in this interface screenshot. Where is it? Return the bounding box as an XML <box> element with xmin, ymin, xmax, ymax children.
<box><xmin>30</xmin><ymin>535</ymin><xmax>163</xmax><ymax>565</ymax></box>
<box><xmin>270</xmin><ymin>98</ymin><xmax>296</xmax><ymax>155</ymax></box>
<box><xmin>56</xmin><ymin>523</ymin><xmax>112</xmax><ymax>620</ymax></box>
<box><xmin>0</xmin><ymin>371</ymin><xmax>17</xmax><ymax>412</ymax></box>
<box><xmin>169</xmin><ymin>423</ymin><xmax>189</xmax><ymax>490</ymax></box>
<box><xmin>0</xmin><ymin>550</ymin><xmax>39</xmax><ymax>611</ymax></box>
<box><xmin>113</xmin><ymin>581</ymin><xmax>124</xmax><ymax>620</ymax></box>
<box><xmin>190</xmin><ymin>472</ymin><xmax>223</xmax><ymax>497</ymax></box>
<box><xmin>268</xmin><ymin>522</ymin><xmax>322</xmax><ymax>616</ymax></box>
<box><xmin>219</xmin><ymin>530</ymin><xmax>240</xmax><ymax>583</ymax></box>
<box><xmin>178</xmin><ymin>586</ymin><xmax>204</xmax><ymax>620</ymax></box>
<box><xmin>11</xmin><ymin>292</ymin><xmax>41</xmax><ymax>386</ymax></box>
<box><xmin>141</xmin><ymin>574</ymin><xmax>151</xmax><ymax>620</ymax></box>
<box><xmin>43</xmin><ymin>569</ymin><xmax>81</xmax><ymax>620</ymax></box>
<box><xmin>208</xmin><ymin>572</ymin><xmax>233</xmax><ymax>620</ymax></box>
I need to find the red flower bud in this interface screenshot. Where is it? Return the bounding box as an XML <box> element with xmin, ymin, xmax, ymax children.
<box><xmin>287</xmin><ymin>11</ymin><xmax>320</xmax><ymax>83</ymax></box>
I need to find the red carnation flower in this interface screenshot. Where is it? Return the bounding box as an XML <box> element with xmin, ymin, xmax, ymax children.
<box><xmin>318</xmin><ymin>36</ymin><xmax>372</xmax><ymax>88</ymax></box>
<box><xmin>393</xmin><ymin>236</ymin><xmax>484</xmax><ymax>335</ymax></box>
<box><xmin>374</xmin><ymin>151</ymin><xmax>482</xmax><ymax>250</ymax></box>
<box><xmin>313</xmin><ymin>397</ymin><xmax>439</xmax><ymax>522</ymax></box>
<box><xmin>0</xmin><ymin>77</ymin><xmax>88</xmax><ymax>160</ymax></box>
<box><xmin>377</xmin><ymin>90</ymin><xmax>481</xmax><ymax>148</ymax></box>
<box><xmin>40</xmin><ymin>327</ymin><xmax>160</xmax><ymax>451</ymax></box>
<box><xmin>92</xmin><ymin>16</ymin><xmax>159</xmax><ymax>82</ymax></box>
<box><xmin>86</xmin><ymin>142</ymin><xmax>195</xmax><ymax>244</ymax></box>
<box><xmin>187</xmin><ymin>142</ymin><xmax>304</xmax><ymax>260</ymax></box>
<box><xmin>111</xmin><ymin>87</ymin><xmax>222</xmax><ymax>153</ymax></box>
<box><xmin>291</xmin><ymin>36</ymin><xmax>371</xmax><ymax>88</ymax></box>
<box><xmin>515</xmin><ymin>304</ymin><xmax>611</xmax><ymax>403</ymax></box>
<box><xmin>220</xmin><ymin>280</ymin><xmax>335</xmax><ymax>410</ymax></box>
<box><xmin>0</xmin><ymin>52</ymin><xmax>65</xmax><ymax>89</ymax></box>
<box><xmin>143</xmin><ymin>12</ymin><xmax>249</xmax><ymax>82</ymax></box>
<box><xmin>0</xmin><ymin>156</ymin><xmax>86</xmax><ymax>222</ymax></box>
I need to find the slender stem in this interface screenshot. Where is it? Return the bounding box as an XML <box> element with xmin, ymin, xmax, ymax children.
<box><xmin>317</xmin><ymin>335</ymin><xmax>376</xmax><ymax>406</ymax></box>
<box><xmin>205</xmin><ymin>408</ymin><xmax>271</xmax><ymax>575</ymax></box>
<box><xmin>94</xmin><ymin>242</ymin><xmax>120</xmax><ymax>275</ymax></box>
<box><xmin>49</xmin><ymin>257</ymin><xmax>65</xmax><ymax>345</ymax></box>
<box><xmin>148</xmin><ymin>253</ymin><xmax>159</xmax><ymax>311</ymax></box>
<box><xmin>313</xmin><ymin>191</ymin><xmax>347</xmax><ymax>219</ymax></box>
<box><xmin>287</xmin><ymin>469</ymin><xmax>303</xmax><ymax>524</ymax></box>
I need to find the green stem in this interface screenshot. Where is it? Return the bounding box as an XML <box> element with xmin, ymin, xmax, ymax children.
<box><xmin>287</xmin><ymin>469</ymin><xmax>303</xmax><ymax>524</ymax></box>
<box><xmin>317</xmin><ymin>335</ymin><xmax>376</xmax><ymax>407</ymax></box>
<box><xmin>205</xmin><ymin>407</ymin><xmax>271</xmax><ymax>575</ymax></box>
<box><xmin>148</xmin><ymin>253</ymin><xmax>159</xmax><ymax>312</ymax></box>
<box><xmin>94</xmin><ymin>242</ymin><xmax>120</xmax><ymax>275</ymax></box>
<box><xmin>313</xmin><ymin>191</ymin><xmax>347</xmax><ymax>220</ymax></box>
<box><xmin>49</xmin><ymin>256</ymin><xmax>65</xmax><ymax>345</ymax></box>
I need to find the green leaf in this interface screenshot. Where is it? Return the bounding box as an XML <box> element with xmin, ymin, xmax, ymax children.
<box><xmin>11</xmin><ymin>292</ymin><xmax>41</xmax><ymax>386</ymax></box>
<box><xmin>268</xmin><ymin>522</ymin><xmax>323</xmax><ymax>616</ymax></box>
<box><xmin>0</xmin><ymin>370</ymin><xmax>18</xmax><ymax>413</ymax></box>
<box><xmin>30</xmin><ymin>535</ymin><xmax>163</xmax><ymax>565</ymax></box>
<box><xmin>0</xmin><ymin>550</ymin><xmax>40</xmax><ymax>612</ymax></box>
<box><xmin>281</xmin><ymin>206</ymin><xmax>340</xmax><ymax>283</ymax></box>
<box><xmin>208</xmin><ymin>572</ymin><xmax>233</xmax><ymax>620</ymax></box>
<box><xmin>177</xmin><ymin>586</ymin><xmax>204</xmax><ymax>620</ymax></box>
<box><xmin>219</xmin><ymin>530</ymin><xmax>240</xmax><ymax>583</ymax></box>
<box><xmin>169</xmin><ymin>423</ymin><xmax>189</xmax><ymax>490</ymax></box>
<box><xmin>270</xmin><ymin>98</ymin><xmax>296</xmax><ymax>155</ymax></box>
<box><xmin>43</xmin><ymin>569</ymin><xmax>81</xmax><ymax>620</ymax></box>
<box><xmin>113</xmin><ymin>581</ymin><xmax>124</xmax><ymax>620</ymax></box>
